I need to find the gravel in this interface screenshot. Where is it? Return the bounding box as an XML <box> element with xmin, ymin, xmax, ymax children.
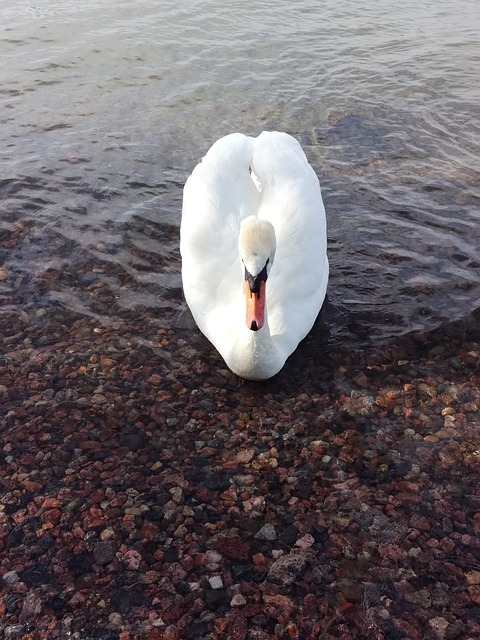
<box><xmin>0</xmin><ymin>304</ymin><xmax>479</xmax><ymax>639</ymax></box>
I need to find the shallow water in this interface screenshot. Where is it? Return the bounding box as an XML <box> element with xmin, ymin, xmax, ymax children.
<box><xmin>1</xmin><ymin>0</ymin><xmax>480</xmax><ymax>345</ymax></box>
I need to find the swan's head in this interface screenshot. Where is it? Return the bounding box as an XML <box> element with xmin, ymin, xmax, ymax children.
<box><xmin>238</xmin><ymin>216</ymin><xmax>276</xmax><ymax>332</ymax></box>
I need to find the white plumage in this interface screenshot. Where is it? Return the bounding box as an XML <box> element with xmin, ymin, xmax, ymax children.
<box><xmin>180</xmin><ymin>131</ymin><xmax>328</xmax><ymax>380</ymax></box>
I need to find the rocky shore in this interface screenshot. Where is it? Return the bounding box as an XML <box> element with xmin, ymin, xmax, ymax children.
<box><xmin>1</xmin><ymin>306</ymin><xmax>479</xmax><ymax>639</ymax></box>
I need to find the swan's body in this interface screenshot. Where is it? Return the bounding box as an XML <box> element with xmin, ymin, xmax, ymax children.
<box><xmin>180</xmin><ymin>131</ymin><xmax>328</xmax><ymax>380</ymax></box>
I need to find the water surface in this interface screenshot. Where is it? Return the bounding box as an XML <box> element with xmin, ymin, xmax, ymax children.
<box><xmin>1</xmin><ymin>0</ymin><xmax>479</xmax><ymax>345</ymax></box>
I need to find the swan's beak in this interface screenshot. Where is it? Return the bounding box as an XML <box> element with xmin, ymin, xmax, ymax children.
<box><xmin>244</xmin><ymin>280</ymin><xmax>266</xmax><ymax>331</ymax></box>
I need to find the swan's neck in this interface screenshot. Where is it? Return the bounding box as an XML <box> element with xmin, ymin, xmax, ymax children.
<box><xmin>228</xmin><ymin>314</ymin><xmax>284</xmax><ymax>381</ymax></box>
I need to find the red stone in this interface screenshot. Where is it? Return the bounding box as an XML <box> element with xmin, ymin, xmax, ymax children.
<box><xmin>468</xmin><ymin>585</ymin><xmax>480</xmax><ymax>605</ymax></box>
<box><xmin>41</xmin><ymin>497</ymin><xmax>61</xmax><ymax>509</ymax></box>
<box><xmin>393</xmin><ymin>618</ymin><xmax>421</xmax><ymax>640</ymax></box>
<box><xmin>22</xmin><ymin>480</ymin><xmax>43</xmax><ymax>492</ymax></box>
<box><xmin>212</xmin><ymin>537</ymin><xmax>252</xmax><ymax>561</ymax></box>
<box><xmin>227</xmin><ymin>613</ymin><xmax>248</xmax><ymax>640</ymax></box>
<box><xmin>140</xmin><ymin>521</ymin><xmax>159</xmax><ymax>541</ymax></box>
<box><xmin>41</xmin><ymin>508</ymin><xmax>62</xmax><ymax>524</ymax></box>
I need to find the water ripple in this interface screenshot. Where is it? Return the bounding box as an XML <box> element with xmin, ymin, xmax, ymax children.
<box><xmin>1</xmin><ymin>0</ymin><xmax>479</xmax><ymax>344</ymax></box>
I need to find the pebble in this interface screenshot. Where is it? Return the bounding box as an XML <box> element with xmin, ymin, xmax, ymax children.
<box><xmin>169</xmin><ymin>487</ymin><xmax>184</xmax><ymax>504</ymax></box>
<box><xmin>4</xmin><ymin>626</ymin><xmax>25</xmax><ymax>640</ymax></box>
<box><xmin>255</xmin><ymin>523</ymin><xmax>277</xmax><ymax>541</ymax></box>
<box><xmin>122</xmin><ymin>550</ymin><xmax>142</xmax><ymax>571</ymax></box>
<box><xmin>109</xmin><ymin>612</ymin><xmax>123</xmax><ymax>627</ymax></box>
<box><xmin>208</xmin><ymin>576</ymin><xmax>224</xmax><ymax>590</ymax></box>
<box><xmin>466</xmin><ymin>570</ymin><xmax>480</xmax><ymax>585</ymax></box>
<box><xmin>428</xmin><ymin>616</ymin><xmax>449</xmax><ymax>640</ymax></box>
<box><xmin>19</xmin><ymin>591</ymin><xmax>42</xmax><ymax>622</ymax></box>
<box><xmin>231</xmin><ymin>594</ymin><xmax>247</xmax><ymax>607</ymax></box>
<box><xmin>295</xmin><ymin>534</ymin><xmax>315</xmax><ymax>549</ymax></box>
<box><xmin>100</xmin><ymin>527</ymin><xmax>116</xmax><ymax>541</ymax></box>
<box><xmin>3</xmin><ymin>570</ymin><xmax>20</xmax><ymax>587</ymax></box>
<box><xmin>404</xmin><ymin>589</ymin><xmax>432</xmax><ymax>608</ymax></box>
<box><xmin>1</xmin><ymin>299</ymin><xmax>479</xmax><ymax>638</ymax></box>
<box><xmin>468</xmin><ymin>585</ymin><xmax>480</xmax><ymax>605</ymax></box>
<box><xmin>268</xmin><ymin>552</ymin><xmax>307</xmax><ymax>586</ymax></box>
<box><xmin>206</xmin><ymin>550</ymin><xmax>223</xmax><ymax>564</ymax></box>
<box><xmin>93</xmin><ymin>541</ymin><xmax>116</xmax><ymax>565</ymax></box>
<box><xmin>236</xmin><ymin>448</ymin><xmax>255</xmax><ymax>463</ymax></box>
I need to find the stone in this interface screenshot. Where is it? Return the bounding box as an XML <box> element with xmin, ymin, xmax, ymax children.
<box><xmin>208</xmin><ymin>575</ymin><xmax>224</xmax><ymax>590</ymax></box>
<box><xmin>236</xmin><ymin>449</ymin><xmax>255</xmax><ymax>463</ymax></box>
<box><xmin>231</xmin><ymin>594</ymin><xmax>247</xmax><ymax>606</ymax></box>
<box><xmin>3</xmin><ymin>571</ymin><xmax>20</xmax><ymax>587</ymax></box>
<box><xmin>468</xmin><ymin>585</ymin><xmax>480</xmax><ymax>605</ymax></box>
<box><xmin>466</xmin><ymin>570</ymin><xmax>480</xmax><ymax>585</ymax></box>
<box><xmin>4</xmin><ymin>625</ymin><xmax>25</xmax><ymax>640</ymax></box>
<box><xmin>206</xmin><ymin>550</ymin><xmax>223</xmax><ymax>564</ymax></box>
<box><xmin>122</xmin><ymin>549</ymin><xmax>142</xmax><ymax>571</ymax></box>
<box><xmin>19</xmin><ymin>590</ymin><xmax>42</xmax><ymax>622</ymax></box>
<box><xmin>93</xmin><ymin>541</ymin><xmax>116</xmax><ymax>565</ymax></box>
<box><xmin>295</xmin><ymin>534</ymin><xmax>315</xmax><ymax>549</ymax></box>
<box><xmin>404</xmin><ymin>589</ymin><xmax>432</xmax><ymax>608</ymax></box>
<box><xmin>255</xmin><ymin>524</ymin><xmax>277</xmax><ymax>541</ymax></box>
<box><xmin>267</xmin><ymin>552</ymin><xmax>307</xmax><ymax>586</ymax></box>
<box><xmin>263</xmin><ymin>594</ymin><xmax>295</xmax><ymax>617</ymax></box>
<box><xmin>428</xmin><ymin>617</ymin><xmax>449</xmax><ymax>640</ymax></box>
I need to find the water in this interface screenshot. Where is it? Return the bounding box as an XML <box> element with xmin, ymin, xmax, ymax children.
<box><xmin>1</xmin><ymin>0</ymin><xmax>480</xmax><ymax>344</ymax></box>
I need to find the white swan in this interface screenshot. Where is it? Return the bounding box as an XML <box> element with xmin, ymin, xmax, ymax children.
<box><xmin>180</xmin><ymin>131</ymin><xmax>328</xmax><ymax>380</ymax></box>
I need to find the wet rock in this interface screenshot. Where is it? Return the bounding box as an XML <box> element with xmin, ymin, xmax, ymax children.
<box><xmin>404</xmin><ymin>589</ymin><xmax>432</xmax><ymax>608</ymax></box>
<box><xmin>236</xmin><ymin>448</ymin><xmax>255</xmax><ymax>463</ymax></box>
<box><xmin>466</xmin><ymin>570</ymin><xmax>480</xmax><ymax>585</ymax></box>
<box><xmin>18</xmin><ymin>565</ymin><xmax>51</xmax><ymax>587</ymax></box>
<box><xmin>210</xmin><ymin>534</ymin><xmax>252</xmax><ymax>561</ymax></box>
<box><xmin>263</xmin><ymin>594</ymin><xmax>295</xmax><ymax>618</ymax></box>
<box><xmin>295</xmin><ymin>534</ymin><xmax>315</xmax><ymax>549</ymax></box>
<box><xmin>428</xmin><ymin>617</ymin><xmax>449</xmax><ymax>640</ymax></box>
<box><xmin>163</xmin><ymin>547</ymin><xmax>179</xmax><ymax>562</ymax></box>
<box><xmin>278</xmin><ymin>525</ymin><xmax>298</xmax><ymax>546</ymax></box>
<box><xmin>205</xmin><ymin>588</ymin><xmax>229</xmax><ymax>611</ymax></box>
<box><xmin>468</xmin><ymin>585</ymin><xmax>480</xmax><ymax>605</ymax></box>
<box><xmin>231</xmin><ymin>593</ymin><xmax>247</xmax><ymax>606</ymax></box>
<box><xmin>93</xmin><ymin>541</ymin><xmax>116</xmax><ymax>565</ymax></box>
<box><xmin>267</xmin><ymin>552</ymin><xmax>307</xmax><ymax>587</ymax></box>
<box><xmin>255</xmin><ymin>523</ymin><xmax>277</xmax><ymax>541</ymax></box>
<box><xmin>445</xmin><ymin>619</ymin><xmax>467</xmax><ymax>639</ymax></box>
<box><xmin>122</xmin><ymin>549</ymin><xmax>142</xmax><ymax>571</ymax></box>
<box><xmin>4</xmin><ymin>625</ymin><xmax>25</xmax><ymax>640</ymax></box>
<box><xmin>227</xmin><ymin>613</ymin><xmax>248</xmax><ymax>639</ymax></box>
<box><xmin>169</xmin><ymin>486</ymin><xmax>184</xmax><ymax>504</ymax></box>
<box><xmin>19</xmin><ymin>590</ymin><xmax>42</xmax><ymax>622</ymax></box>
<box><xmin>208</xmin><ymin>575</ymin><xmax>224</xmax><ymax>589</ymax></box>
<box><xmin>204</xmin><ymin>471</ymin><xmax>231</xmax><ymax>491</ymax></box>
<box><xmin>3</xmin><ymin>570</ymin><xmax>20</xmax><ymax>587</ymax></box>
<box><xmin>206</xmin><ymin>549</ymin><xmax>223</xmax><ymax>564</ymax></box>
<box><xmin>232</xmin><ymin>565</ymin><xmax>265</xmax><ymax>582</ymax></box>
<box><xmin>109</xmin><ymin>588</ymin><xmax>151</xmax><ymax>614</ymax></box>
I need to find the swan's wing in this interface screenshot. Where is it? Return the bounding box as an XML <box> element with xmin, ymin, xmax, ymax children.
<box><xmin>252</xmin><ymin>131</ymin><xmax>329</xmax><ymax>348</ymax></box>
<box><xmin>180</xmin><ymin>133</ymin><xmax>260</xmax><ymax>338</ymax></box>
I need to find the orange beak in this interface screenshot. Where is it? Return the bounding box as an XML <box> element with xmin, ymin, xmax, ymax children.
<box><xmin>244</xmin><ymin>280</ymin><xmax>266</xmax><ymax>331</ymax></box>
